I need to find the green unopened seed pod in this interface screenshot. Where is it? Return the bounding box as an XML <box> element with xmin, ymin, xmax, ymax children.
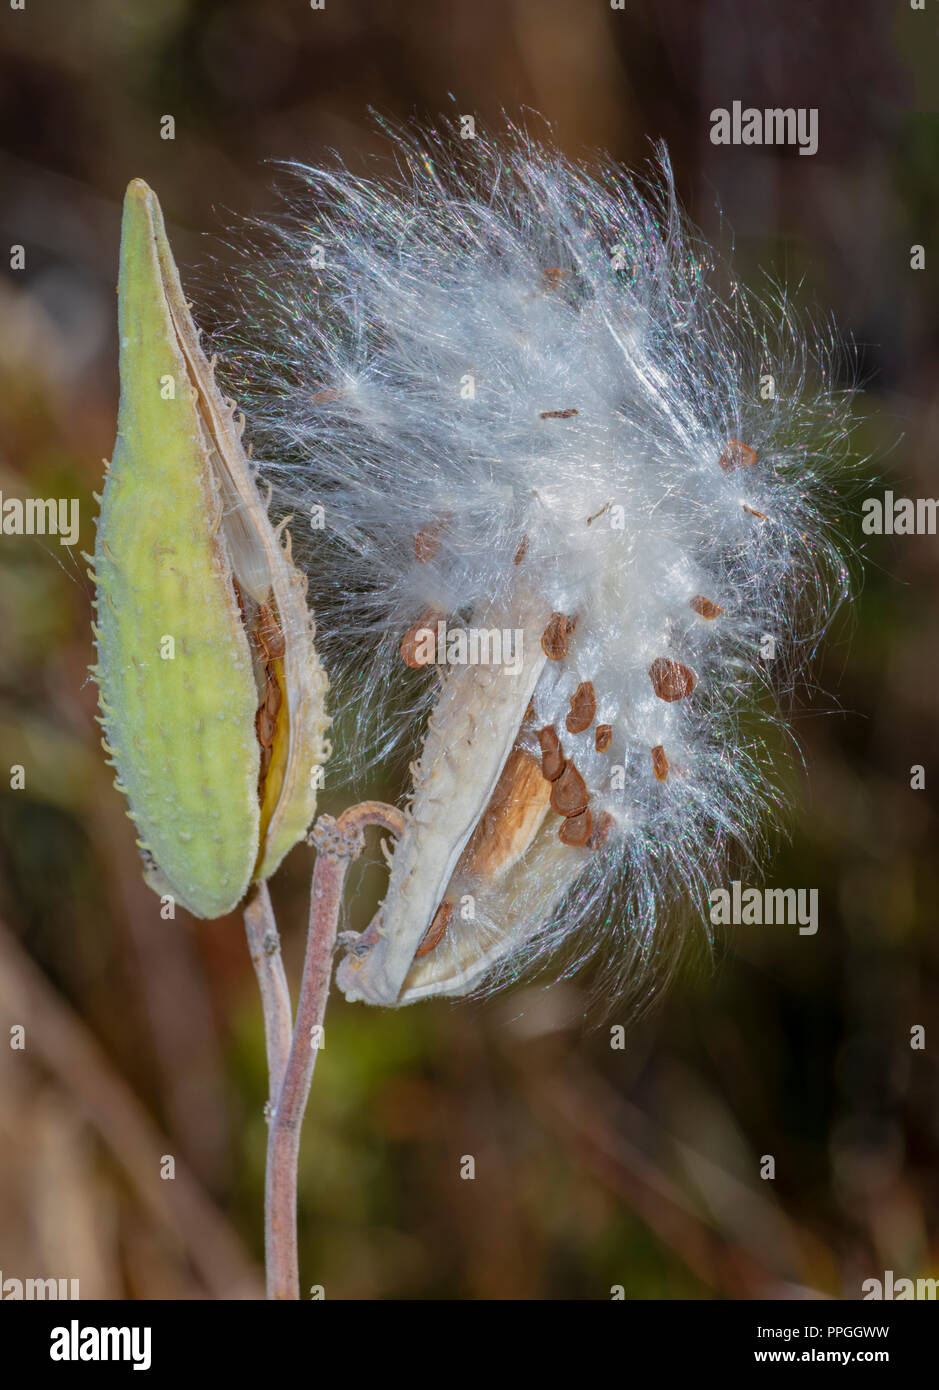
<box><xmin>90</xmin><ymin>179</ymin><xmax>330</xmax><ymax>918</ymax></box>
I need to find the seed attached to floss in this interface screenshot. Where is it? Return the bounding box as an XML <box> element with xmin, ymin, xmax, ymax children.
<box><xmin>550</xmin><ymin>760</ymin><xmax>589</xmax><ymax>817</ymax></box>
<box><xmin>400</xmin><ymin>610</ymin><xmax>439</xmax><ymax>668</ymax></box>
<box><xmin>559</xmin><ymin>808</ymin><xmax>592</xmax><ymax>847</ymax></box>
<box><xmin>414</xmin><ymin>900</ymin><xmax>453</xmax><ymax>957</ymax></box>
<box><xmin>566</xmin><ymin>680</ymin><xmax>596</xmax><ymax>734</ymax></box>
<box><xmin>690</xmin><ymin>595</ymin><xmax>723</xmax><ymax>620</ymax></box>
<box><xmin>719</xmin><ymin>438</ymin><xmax>758</xmax><ymax>472</ymax></box>
<box><xmin>270</xmin><ymin>133</ymin><xmax>856</xmax><ymax>1013</ymax></box>
<box><xmin>587</xmin><ymin>811</ymin><xmax>616</xmax><ymax>850</ymax></box>
<box><xmin>542</xmin><ymin>611</ymin><xmax>575</xmax><ymax>660</ymax></box>
<box><xmin>649</xmin><ymin>657</ymin><xmax>697</xmax><ymax>702</ymax></box>
<box><xmin>538</xmin><ymin>725</ymin><xmax>565</xmax><ymax>781</ymax></box>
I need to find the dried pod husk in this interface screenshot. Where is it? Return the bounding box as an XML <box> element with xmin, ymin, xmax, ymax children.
<box><xmin>90</xmin><ymin>180</ymin><xmax>330</xmax><ymax>918</ymax></box>
<box><xmin>337</xmin><ymin>594</ymin><xmax>552</xmax><ymax>1002</ymax></box>
<box><xmin>336</xmin><ymin>590</ymin><xmax>601</xmax><ymax>1005</ymax></box>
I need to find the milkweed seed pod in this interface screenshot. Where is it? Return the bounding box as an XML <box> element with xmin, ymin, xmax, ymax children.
<box><xmin>90</xmin><ymin>180</ymin><xmax>330</xmax><ymax>919</ymax></box>
<box><xmin>228</xmin><ymin>125</ymin><xmax>855</xmax><ymax>1004</ymax></box>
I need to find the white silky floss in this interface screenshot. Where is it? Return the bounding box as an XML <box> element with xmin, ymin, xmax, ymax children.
<box><xmin>227</xmin><ymin>126</ymin><xmax>855</xmax><ymax>1008</ymax></box>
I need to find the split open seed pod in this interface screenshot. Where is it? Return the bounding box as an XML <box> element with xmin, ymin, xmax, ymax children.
<box><xmin>90</xmin><ymin>180</ymin><xmax>330</xmax><ymax>919</ymax></box>
<box><xmin>336</xmin><ymin>591</ymin><xmax>603</xmax><ymax>1005</ymax></box>
<box><xmin>235</xmin><ymin>130</ymin><xmax>856</xmax><ymax>1006</ymax></box>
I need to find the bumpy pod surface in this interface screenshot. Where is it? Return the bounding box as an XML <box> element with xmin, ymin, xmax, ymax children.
<box><xmin>91</xmin><ymin>181</ymin><xmax>330</xmax><ymax>919</ymax></box>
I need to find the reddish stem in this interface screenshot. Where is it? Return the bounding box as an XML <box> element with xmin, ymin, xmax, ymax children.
<box><xmin>263</xmin><ymin>801</ymin><xmax>404</xmax><ymax>1300</ymax></box>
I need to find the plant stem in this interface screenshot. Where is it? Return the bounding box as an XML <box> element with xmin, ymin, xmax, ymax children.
<box><xmin>243</xmin><ymin>881</ymin><xmax>293</xmax><ymax>1105</ymax></box>
<box><xmin>263</xmin><ymin>801</ymin><xmax>404</xmax><ymax>1300</ymax></box>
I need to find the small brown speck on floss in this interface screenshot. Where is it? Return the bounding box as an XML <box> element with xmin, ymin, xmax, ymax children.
<box><xmin>690</xmin><ymin>595</ymin><xmax>723</xmax><ymax>619</ymax></box>
<box><xmin>719</xmin><ymin>438</ymin><xmax>758</xmax><ymax>472</ymax></box>
<box><xmin>595</xmin><ymin>724</ymin><xmax>613</xmax><ymax>752</ymax></box>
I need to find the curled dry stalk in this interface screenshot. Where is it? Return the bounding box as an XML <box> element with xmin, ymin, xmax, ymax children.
<box><xmin>245</xmin><ymin>802</ymin><xmax>404</xmax><ymax>1301</ymax></box>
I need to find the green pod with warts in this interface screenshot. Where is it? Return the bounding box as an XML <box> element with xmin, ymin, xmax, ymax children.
<box><xmin>90</xmin><ymin>180</ymin><xmax>330</xmax><ymax>918</ymax></box>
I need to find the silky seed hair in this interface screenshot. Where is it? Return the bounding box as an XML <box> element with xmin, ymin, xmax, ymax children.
<box><xmin>219</xmin><ymin>121</ymin><xmax>856</xmax><ymax>1010</ymax></box>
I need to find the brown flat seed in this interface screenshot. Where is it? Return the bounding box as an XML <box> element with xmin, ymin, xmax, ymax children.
<box><xmin>587</xmin><ymin>811</ymin><xmax>616</xmax><ymax>850</ymax></box>
<box><xmin>538</xmin><ymin>725</ymin><xmax>565</xmax><ymax>781</ymax></box>
<box><xmin>742</xmin><ymin>504</ymin><xmax>767</xmax><ymax>519</ymax></box>
<box><xmin>256</xmin><ymin>706</ymin><xmax>276</xmax><ymax>748</ymax></box>
<box><xmin>649</xmin><ymin>657</ymin><xmax>697</xmax><ymax>702</ymax></box>
<box><xmin>719</xmin><ymin>438</ymin><xmax>758</xmax><ymax>472</ymax></box>
<box><xmin>651</xmin><ymin>745</ymin><xmax>669</xmax><ymax>781</ymax></box>
<box><xmin>514</xmin><ymin>534</ymin><xmax>529</xmax><ymax>565</ymax></box>
<box><xmin>256</xmin><ymin>603</ymin><xmax>286</xmax><ymax>659</ymax></box>
<box><xmin>550</xmin><ymin>760</ymin><xmax>589</xmax><ymax>817</ymax></box>
<box><xmin>542</xmin><ymin>267</ymin><xmax>566</xmax><ymax>290</ymax></box>
<box><xmin>400</xmin><ymin>611</ymin><xmax>438</xmax><ymax>668</ymax></box>
<box><xmin>310</xmin><ymin>387</ymin><xmax>346</xmax><ymax>405</ymax></box>
<box><xmin>595</xmin><ymin>724</ymin><xmax>612</xmax><ymax>752</ymax></box>
<box><xmin>259</xmin><ymin>743</ymin><xmax>273</xmax><ymax>778</ymax></box>
<box><xmin>539</xmin><ymin>408</ymin><xmax>579</xmax><ymax>420</ymax></box>
<box><xmin>265</xmin><ymin>676</ymin><xmax>283</xmax><ymax>717</ymax></box>
<box><xmin>460</xmin><ymin>749</ymin><xmax>552</xmax><ymax>881</ymax></box>
<box><xmin>414</xmin><ymin>900</ymin><xmax>453</xmax><ymax>958</ymax></box>
<box><xmin>566</xmin><ymin>680</ymin><xmax>596</xmax><ymax>734</ymax></box>
<box><xmin>559</xmin><ymin>808</ymin><xmax>592</xmax><ymax>846</ymax></box>
<box><xmin>542</xmin><ymin>611</ymin><xmax>574</xmax><ymax>660</ymax></box>
<box><xmin>690</xmin><ymin>595</ymin><xmax>723</xmax><ymax>620</ymax></box>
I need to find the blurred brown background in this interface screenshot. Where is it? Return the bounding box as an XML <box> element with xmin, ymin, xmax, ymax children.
<box><xmin>0</xmin><ymin>0</ymin><xmax>937</xmax><ymax>1299</ymax></box>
